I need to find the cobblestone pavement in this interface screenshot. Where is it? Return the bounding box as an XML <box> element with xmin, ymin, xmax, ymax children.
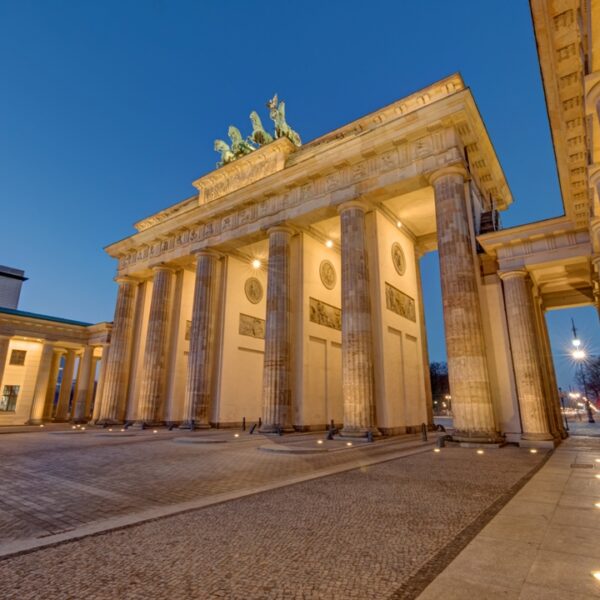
<box><xmin>0</xmin><ymin>429</ymin><xmax>431</xmax><ymax>546</ymax></box>
<box><xmin>0</xmin><ymin>433</ymin><xmax>545</xmax><ymax>600</ymax></box>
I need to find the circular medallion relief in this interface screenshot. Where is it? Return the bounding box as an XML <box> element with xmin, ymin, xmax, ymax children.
<box><xmin>391</xmin><ymin>242</ymin><xmax>406</xmax><ymax>276</ymax></box>
<box><xmin>244</xmin><ymin>277</ymin><xmax>263</xmax><ymax>304</ymax></box>
<box><xmin>319</xmin><ymin>260</ymin><xmax>337</xmax><ymax>290</ymax></box>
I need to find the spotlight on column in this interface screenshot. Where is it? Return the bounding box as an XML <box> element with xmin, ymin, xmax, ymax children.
<box><xmin>252</xmin><ymin>259</ymin><xmax>261</xmax><ymax>269</ymax></box>
<box><xmin>325</xmin><ymin>239</ymin><xmax>333</xmax><ymax>248</ymax></box>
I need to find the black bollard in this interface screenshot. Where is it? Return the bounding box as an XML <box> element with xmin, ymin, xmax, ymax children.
<box><xmin>421</xmin><ymin>422</ymin><xmax>427</xmax><ymax>441</ymax></box>
<box><xmin>327</xmin><ymin>428</ymin><xmax>334</xmax><ymax>440</ymax></box>
<box><xmin>367</xmin><ymin>431</ymin><xmax>373</xmax><ymax>443</ymax></box>
<box><xmin>249</xmin><ymin>423</ymin><xmax>257</xmax><ymax>434</ymax></box>
<box><xmin>258</xmin><ymin>417</ymin><xmax>262</xmax><ymax>428</ymax></box>
<box><xmin>242</xmin><ymin>417</ymin><xmax>246</xmax><ymax>431</ymax></box>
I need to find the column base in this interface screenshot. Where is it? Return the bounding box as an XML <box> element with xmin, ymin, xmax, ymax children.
<box><xmin>26</xmin><ymin>419</ymin><xmax>44</xmax><ymax>426</ymax></box>
<box><xmin>259</xmin><ymin>424</ymin><xmax>295</xmax><ymax>434</ymax></box>
<box><xmin>96</xmin><ymin>419</ymin><xmax>124</xmax><ymax>427</ymax></box>
<box><xmin>130</xmin><ymin>421</ymin><xmax>166</xmax><ymax>430</ymax></box>
<box><xmin>519</xmin><ymin>437</ymin><xmax>560</xmax><ymax>449</ymax></box>
<box><xmin>71</xmin><ymin>418</ymin><xmax>89</xmax><ymax>425</ymax></box>
<box><xmin>339</xmin><ymin>426</ymin><xmax>382</xmax><ymax>438</ymax></box>
<box><xmin>179</xmin><ymin>420</ymin><xmax>211</xmax><ymax>431</ymax></box>
<box><xmin>452</xmin><ymin>429</ymin><xmax>504</xmax><ymax>444</ymax></box>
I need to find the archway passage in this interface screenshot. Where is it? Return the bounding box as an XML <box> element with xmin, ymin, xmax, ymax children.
<box><xmin>546</xmin><ymin>305</ymin><xmax>600</xmax><ymax>436</ymax></box>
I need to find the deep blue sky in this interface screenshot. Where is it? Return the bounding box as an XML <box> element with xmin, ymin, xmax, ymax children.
<box><xmin>1</xmin><ymin>0</ymin><xmax>597</xmax><ymax>389</ymax></box>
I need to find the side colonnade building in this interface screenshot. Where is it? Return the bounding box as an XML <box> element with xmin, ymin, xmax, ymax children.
<box><xmin>93</xmin><ymin>73</ymin><xmax>569</xmax><ymax>446</ymax></box>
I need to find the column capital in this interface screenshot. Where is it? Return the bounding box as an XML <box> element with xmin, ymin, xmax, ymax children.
<box><xmin>428</xmin><ymin>163</ymin><xmax>469</xmax><ymax>186</ymax></box>
<box><xmin>149</xmin><ymin>262</ymin><xmax>177</xmax><ymax>274</ymax></box>
<box><xmin>266</xmin><ymin>225</ymin><xmax>296</xmax><ymax>236</ymax></box>
<box><xmin>114</xmin><ymin>275</ymin><xmax>139</xmax><ymax>285</ymax></box>
<box><xmin>337</xmin><ymin>199</ymin><xmax>371</xmax><ymax>215</ymax></box>
<box><xmin>498</xmin><ymin>269</ymin><xmax>529</xmax><ymax>282</ymax></box>
<box><xmin>192</xmin><ymin>248</ymin><xmax>222</xmax><ymax>261</ymax></box>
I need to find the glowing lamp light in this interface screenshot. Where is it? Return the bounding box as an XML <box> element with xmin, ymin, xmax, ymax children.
<box><xmin>596</xmin><ymin>459</ymin><xmax>600</xmax><ymax>463</ymax></box>
<box><xmin>234</xmin><ymin>433</ymin><xmax>239</xmax><ymax>438</ymax></box>
<box><xmin>153</xmin><ymin>429</ymin><xmax>158</xmax><ymax>434</ymax></box>
<box><xmin>572</xmin><ymin>338</ymin><xmax>581</xmax><ymax>348</ymax></box>
<box><xmin>572</xmin><ymin>349</ymin><xmax>586</xmax><ymax>360</ymax></box>
<box><xmin>593</xmin><ymin>572</ymin><xmax>600</xmax><ymax>582</ymax></box>
<box><xmin>594</xmin><ymin>502</ymin><xmax>600</xmax><ymax>509</ymax></box>
<box><xmin>71</xmin><ymin>426</ymin><xmax>76</xmax><ymax>430</ymax></box>
<box><xmin>251</xmin><ymin>259</ymin><xmax>261</xmax><ymax>269</ymax></box>
<box><xmin>120</xmin><ymin>428</ymin><xmax>125</xmax><ymax>432</ymax></box>
<box><xmin>596</xmin><ymin>474</ymin><xmax>600</xmax><ymax>480</ymax></box>
<box><xmin>317</xmin><ymin>440</ymin><xmax>323</xmax><ymax>444</ymax></box>
<box><xmin>433</xmin><ymin>448</ymin><xmax>441</xmax><ymax>453</ymax></box>
<box><xmin>346</xmin><ymin>442</ymin><xmax>353</xmax><ymax>447</ymax></box>
<box><xmin>325</xmin><ymin>239</ymin><xmax>334</xmax><ymax>248</ymax></box>
<box><xmin>396</xmin><ymin>220</ymin><xmax>402</xmax><ymax>228</ymax></box>
<box><xmin>81</xmin><ymin>427</ymin><xmax>86</xmax><ymax>431</ymax></box>
<box><xmin>39</xmin><ymin>424</ymin><xmax>44</xmax><ymax>428</ymax></box>
<box><xmin>476</xmin><ymin>449</ymin><xmax>484</xmax><ymax>455</ymax></box>
<box><xmin>530</xmin><ymin>449</ymin><xmax>538</xmax><ymax>454</ymax></box>
<box><xmin>108</xmin><ymin>428</ymin><xmax>113</xmax><ymax>432</ymax></box>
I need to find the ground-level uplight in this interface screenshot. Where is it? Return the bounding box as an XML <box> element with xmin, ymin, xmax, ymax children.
<box><xmin>234</xmin><ymin>433</ymin><xmax>239</xmax><ymax>438</ymax></box>
<box><xmin>592</xmin><ymin>571</ymin><xmax>600</xmax><ymax>582</ymax></box>
<box><xmin>594</xmin><ymin>502</ymin><xmax>600</xmax><ymax>509</ymax></box>
<box><xmin>346</xmin><ymin>442</ymin><xmax>353</xmax><ymax>447</ymax></box>
<box><xmin>476</xmin><ymin>449</ymin><xmax>484</xmax><ymax>455</ymax></box>
<box><xmin>530</xmin><ymin>449</ymin><xmax>538</xmax><ymax>454</ymax></box>
<box><xmin>153</xmin><ymin>429</ymin><xmax>158</xmax><ymax>434</ymax></box>
<box><xmin>433</xmin><ymin>448</ymin><xmax>441</xmax><ymax>453</ymax></box>
<box><xmin>317</xmin><ymin>439</ymin><xmax>323</xmax><ymax>444</ymax></box>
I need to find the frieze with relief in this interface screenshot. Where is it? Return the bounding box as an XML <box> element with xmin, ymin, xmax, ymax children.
<box><xmin>385</xmin><ymin>283</ymin><xmax>416</xmax><ymax>322</ymax></box>
<box><xmin>391</xmin><ymin>243</ymin><xmax>406</xmax><ymax>276</ymax></box>
<box><xmin>239</xmin><ymin>313</ymin><xmax>265</xmax><ymax>339</ymax></box>
<box><xmin>309</xmin><ymin>297</ymin><xmax>341</xmax><ymax>331</ymax></box>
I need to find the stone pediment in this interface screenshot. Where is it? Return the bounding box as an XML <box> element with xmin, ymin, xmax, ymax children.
<box><xmin>193</xmin><ymin>137</ymin><xmax>297</xmax><ymax>205</ymax></box>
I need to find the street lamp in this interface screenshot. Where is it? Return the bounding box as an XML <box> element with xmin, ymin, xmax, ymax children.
<box><xmin>571</xmin><ymin>319</ymin><xmax>595</xmax><ymax>424</ymax></box>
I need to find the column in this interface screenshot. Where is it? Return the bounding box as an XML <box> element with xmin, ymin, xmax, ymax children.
<box><xmin>90</xmin><ymin>346</ymin><xmax>109</xmax><ymax>423</ymax></box>
<box><xmin>43</xmin><ymin>350</ymin><xmax>63</xmax><ymax>419</ymax></box>
<box><xmin>27</xmin><ymin>343</ymin><xmax>55</xmax><ymax>425</ymax></box>
<box><xmin>339</xmin><ymin>202</ymin><xmax>379</xmax><ymax>437</ymax></box>
<box><xmin>430</xmin><ymin>166</ymin><xmax>499</xmax><ymax>442</ymax></box>
<box><xmin>71</xmin><ymin>346</ymin><xmax>94</xmax><ymax>423</ymax></box>
<box><xmin>54</xmin><ymin>349</ymin><xmax>76</xmax><ymax>421</ymax></box>
<box><xmin>135</xmin><ymin>265</ymin><xmax>175</xmax><ymax>425</ymax></box>
<box><xmin>97</xmin><ymin>277</ymin><xmax>138</xmax><ymax>424</ymax></box>
<box><xmin>0</xmin><ymin>335</ymin><xmax>10</xmax><ymax>393</ymax></box>
<box><xmin>500</xmin><ymin>270</ymin><xmax>553</xmax><ymax>441</ymax></box>
<box><xmin>260</xmin><ymin>227</ymin><xmax>294</xmax><ymax>433</ymax></box>
<box><xmin>84</xmin><ymin>356</ymin><xmax>99</xmax><ymax>420</ymax></box>
<box><xmin>182</xmin><ymin>251</ymin><xmax>220</xmax><ymax>428</ymax></box>
<box><xmin>593</xmin><ymin>256</ymin><xmax>600</xmax><ymax>321</ymax></box>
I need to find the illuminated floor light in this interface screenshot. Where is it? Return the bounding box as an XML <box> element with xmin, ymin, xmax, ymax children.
<box><xmin>325</xmin><ymin>239</ymin><xmax>333</xmax><ymax>248</ymax></box>
<box><xmin>71</xmin><ymin>426</ymin><xmax>76</xmax><ymax>430</ymax></box>
<box><xmin>120</xmin><ymin>428</ymin><xmax>125</xmax><ymax>432</ymax></box>
<box><xmin>433</xmin><ymin>448</ymin><xmax>441</xmax><ymax>453</ymax></box>
<box><xmin>477</xmin><ymin>449</ymin><xmax>484</xmax><ymax>455</ymax></box>
<box><xmin>596</xmin><ymin>474</ymin><xmax>600</xmax><ymax>480</ymax></box>
<box><xmin>153</xmin><ymin>430</ymin><xmax>158</xmax><ymax>434</ymax></box>
<box><xmin>594</xmin><ymin>502</ymin><xmax>600</xmax><ymax>509</ymax></box>
<box><xmin>39</xmin><ymin>424</ymin><xmax>44</xmax><ymax>428</ymax></box>
<box><xmin>592</xmin><ymin>572</ymin><xmax>600</xmax><ymax>582</ymax></box>
<box><xmin>596</xmin><ymin>459</ymin><xmax>600</xmax><ymax>463</ymax></box>
<box><xmin>530</xmin><ymin>449</ymin><xmax>538</xmax><ymax>454</ymax></box>
<box><xmin>252</xmin><ymin>259</ymin><xmax>261</xmax><ymax>269</ymax></box>
<box><xmin>317</xmin><ymin>440</ymin><xmax>323</xmax><ymax>445</ymax></box>
<box><xmin>346</xmin><ymin>442</ymin><xmax>353</xmax><ymax>447</ymax></box>
<box><xmin>234</xmin><ymin>433</ymin><xmax>239</xmax><ymax>438</ymax></box>
<box><xmin>81</xmin><ymin>427</ymin><xmax>86</xmax><ymax>431</ymax></box>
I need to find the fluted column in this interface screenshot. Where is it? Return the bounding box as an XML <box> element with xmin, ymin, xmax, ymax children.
<box><xmin>28</xmin><ymin>344</ymin><xmax>55</xmax><ymax>424</ymax></box>
<box><xmin>90</xmin><ymin>346</ymin><xmax>109</xmax><ymax>423</ymax></box>
<box><xmin>430</xmin><ymin>166</ymin><xmax>498</xmax><ymax>443</ymax></box>
<box><xmin>260</xmin><ymin>227</ymin><xmax>294</xmax><ymax>433</ymax></box>
<box><xmin>136</xmin><ymin>265</ymin><xmax>175</xmax><ymax>425</ymax></box>
<box><xmin>54</xmin><ymin>349</ymin><xmax>76</xmax><ymax>421</ymax></box>
<box><xmin>500</xmin><ymin>270</ymin><xmax>553</xmax><ymax>441</ymax></box>
<box><xmin>593</xmin><ymin>256</ymin><xmax>600</xmax><ymax>321</ymax></box>
<box><xmin>84</xmin><ymin>356</ymin><xmax>99</xmax><ymax>419</ymax></box>
<box><xmin>339</xmin><ymin>202</ymin><xmax>379</xmax><ymax>437</ymax></box>
<box><xmin>182</xmin><ymin>251</ymin><xmax>220</xmax><ymax>428</ymax></box>
<box><xmin>98</xmin><ymin>277</ymin><xmax>138</xmax><ymax>424</ymax></box>
<box><xmin>43</xmin><ymin>350</ymin><xmax>62</xmax><ymax>419</ymax></box>
<box><xmin>0</xmin><ymin>335</ymin><xmax>10</xmax><ymax>393</ymax></box>
<box><xmin>71</xmin><ymin>346</ymin><xmax>94</xmax><ymax>423</ymax></box>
